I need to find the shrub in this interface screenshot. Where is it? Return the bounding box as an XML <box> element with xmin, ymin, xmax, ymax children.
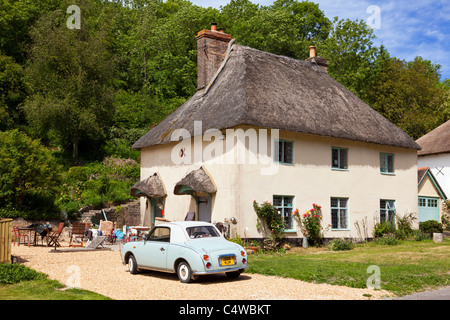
<box><xmin>419</xmin><ymin>220</ymin><xmax>443</xmax><ymax>235</ymax></box>
<box><xmin>329</xmin><ymin>238</ymin><xmax>354</xmax><ymax>251</ymax></box>
<box><xmin>395</xmin><ymin>213</ymin><xmax>416</xmax><ymax>240</ymax></box>
<box><xmin>253</xmin><ymin>200</ymin><xmax>285</xmax><ymax>249</ymax></box>
<box><xmin>294</xmin><ymin>203</ymin><xmax>328</xmax><ymax>246</ymax></box>
<box><xmin>374</xmin><ymin>233</ymin><xmax>400</xmax><ymax>245</ymax></box>
<box><xmin>0</xmin><ymin>263</ymin><xmax>46</xmax><ymax>284</ymax></box>
<box><xmin>412</xmin><ymin>230</ymin><xmax>430</xmax><ymax>241</ymax></box>
<box><xmin>373</xmin><ymin>221</ymin><xmax>396</xmax><ymax>238</ymax></box>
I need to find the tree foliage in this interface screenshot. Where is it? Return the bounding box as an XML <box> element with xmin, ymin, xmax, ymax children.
<box><xmin>0</xmin><ymin>129</ymin><xmax>61</xmax><ymax>212</ymax></box>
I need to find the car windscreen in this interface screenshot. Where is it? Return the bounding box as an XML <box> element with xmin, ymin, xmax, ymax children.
<box><xmin>186</xmin><ymin>226</ymin><xmax>220</xmax><ymax>239</ymax></box>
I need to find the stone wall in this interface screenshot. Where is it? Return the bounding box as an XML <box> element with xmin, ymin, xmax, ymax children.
<box><xmin>80</xmin><ymin>200</ymin><xmax>141</xmax><ymax>228</ymax></box>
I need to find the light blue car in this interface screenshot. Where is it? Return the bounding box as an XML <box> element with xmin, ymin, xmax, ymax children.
<box><xmin>120</xmin><ymin>221</ymin><xmax>248</xmax><ymax>283</ymax></box>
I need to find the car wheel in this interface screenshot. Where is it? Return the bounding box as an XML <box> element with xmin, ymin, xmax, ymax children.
<box><xmin>177</xmin><ymin>261</ymin><xmax>193</xmax><ymax>283</ymax></box>
<box><xmin>225</xmin><ymin>269</ymin><xmax>243</xmax><ymax>279</ymax></box>
<box><xmin>128</xmin><ymin>254</ymin><xmax>139</xmax><ymax>274</ymax></box>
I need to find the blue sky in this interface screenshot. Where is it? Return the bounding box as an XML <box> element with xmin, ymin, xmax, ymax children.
<box><xmin>189</xmin><ymin>0</ymin><xmax>450</xmax><ymax>81</ymax></box>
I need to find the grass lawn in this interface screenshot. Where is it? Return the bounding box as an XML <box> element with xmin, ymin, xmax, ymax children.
<box><xmin>247</xmin><ymin>239</ymin><xmax>450</xmax><ymax>296</ymax></box>
<box><xmin>0</xmin><ymin>263</ymin><xmax>111</xmax><ymax>300</ymax></box>
<box><xmin>0</xmin><ymin>279</ymin><xmax>111</xmax><ymax>300</ymax></box>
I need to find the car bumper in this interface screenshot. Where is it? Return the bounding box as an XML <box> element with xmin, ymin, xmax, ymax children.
<box><xmin>193</xmin><ymin>265</ymin><xmax>249</xmax><ymax>276</ymax></box>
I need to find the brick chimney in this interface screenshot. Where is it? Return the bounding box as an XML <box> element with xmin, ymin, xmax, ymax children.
<box><xmin>196</xmin><ymin>23</ymin><xmax>232</xmax><ymax>90</ymax></box>
<box><xmin>306</xmin><ymin>45</ymin><xmax>328</xmax><ymax>73</ymax></box>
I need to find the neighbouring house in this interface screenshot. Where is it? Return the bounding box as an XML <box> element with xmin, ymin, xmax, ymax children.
<box><xmin>417</xmin><ymin>167</ymin><xmax>447</xmax><ymax>223</ymax></box>
<box><xmin>131</xmin><ymin>24</ymin><xmax>420</xmax><ymax>242</ymax></box>
<box><xmin>417</xmin><ymin>119</ymin><xmax>450</xmax><ymax>201</ymax></box>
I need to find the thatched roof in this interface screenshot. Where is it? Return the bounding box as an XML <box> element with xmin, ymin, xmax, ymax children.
<box><xmin>130</xmin><ymin>173</ymin><xmax>166</xmax><ymax>198</ymax></box>
<box><xmin>133</xmin><ymin>43</ymin><xmax>420</xmax><ymax>150</ymax></box>
<box><xmin>174</xmin><ymin>167</ymin><xmax>217</xmax><ymax>195</ymax></box>
<box><xmin>416</xmin><ymin>119</ymin><xmax>450</xmax><ymax>156</ymax></box>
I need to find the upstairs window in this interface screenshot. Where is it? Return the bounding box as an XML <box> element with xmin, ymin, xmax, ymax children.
<box><xmin>274</xmin><ymin>140</ymin><xmax>293</xmax><ymax>165</ymax></box>
<box><xmin>380</xmin><ymin>153</ymin><xmax>395</xmax><ymax>174</ymax></box>
<box><xmin>332</xmin><ymin>147</ymin><xmax>348</xmax><ymax>170</ymax></box>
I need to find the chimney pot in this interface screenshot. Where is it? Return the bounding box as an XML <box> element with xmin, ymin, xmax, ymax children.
<box><xmin>211</xmin><ymin>22</ymin><xmax>217</xmax><ymax>31</ymax></box>
<box><xmin>309</xmin><ymin>46</ymin><xmax>316</xmax><ymax>58</ymax></box>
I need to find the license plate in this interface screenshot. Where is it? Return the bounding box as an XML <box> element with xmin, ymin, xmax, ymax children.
<box><xmin>220</xmin><ymin>255</ymin><xmax>236</xmax><ymax>266</ymax></box>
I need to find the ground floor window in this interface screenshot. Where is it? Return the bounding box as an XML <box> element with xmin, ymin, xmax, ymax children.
<box><xmin>330</xmin><ymin>198</ymin><xmax>348</xmax><ymax>230</ymax></box>
<box><xmin>273</xmin><ymin>195</ymin><xmax>294</xmax><ymax>230</ymax></box>
<box><xmin>380</xmin><ymin>200</ymin><xmax>396</xmax><ymax>223</ymax></box>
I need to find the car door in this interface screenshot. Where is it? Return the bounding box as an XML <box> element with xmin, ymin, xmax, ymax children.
<box><xmin>137</xmin><ymin>226</ymin><xmax>170</xmax><ymax>270</ymax></box>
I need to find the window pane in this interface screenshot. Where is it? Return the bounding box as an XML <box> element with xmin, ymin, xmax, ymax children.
<box><xmin>284</xmin><ymin>142</ymin><xmax>293</xmax><ymax>164</ymax></box>
<box><xmin>339</xmin><ymin>198</ymin><xmax>347</xmax><ymax>208</ymax></box>
<box><xmin>273</xmin><ymin>196</ymin><xmax>282</xmax><ymax>207</ymax></box>
<box><xmin>275</xmin><ymin>141</ymin><xmax>282</xmax><ymax>162</ymax></box>
<box><xmin>387</xmin><ymin>155</ymin><xmax>394</xmax><ymax>172</ymax></box>
<box><xmin>380</xmin><ymin>154</ymin><xmax>386</xmax><ymax>172</ymax></box>
<box><xmin>339</xmin><ymin>209</ymin><xmax>348</xmax><ymax>228</ymax></box>
<box><xmin>284</xmin><ymin>197</ymin><xmax>293</xmax><ymax>207</ymax></box>
<box><xmin>331</xmin><ymin>209</ymin><xmax>339</xmax><ymax>229</ymax></box>
<box><xmin>380</xmin><ymin>209</ymin><xmax>387</xmax><ymax>223</ymax></box>
<box><xmin>331</xmin><ymin>198</ymin><xmax>338</xmax><ymax>208</ymax></box>
<box><xmin>340</xmin><ymin>149</ymin><xmax>348</xmax><ymax>169</ymax></box>
<box><xmin>332</xmin><ymin>148</ymin><xmax>339</xmax><ymax>168</ymax></box>
<box><xmin>284</xmin><ymin>207</ymin><xmax>293</xmax><ymax>229</ymax></box>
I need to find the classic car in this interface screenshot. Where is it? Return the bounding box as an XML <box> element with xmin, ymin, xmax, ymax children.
<box><xmin>120</xmin><ymin>221</ymin><xmax>248</xmax><ymax>283</ymax></box>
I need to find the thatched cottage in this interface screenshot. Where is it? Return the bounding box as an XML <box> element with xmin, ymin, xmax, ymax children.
<box><xmin>416</xmin><ymin>119</ymin><xmax>450</xmax><ymax>221</ymax></box>
<box><xmin>131</xmin><ymin>24</ymin><xmax>420</xmax><ymax>241</ymax></box>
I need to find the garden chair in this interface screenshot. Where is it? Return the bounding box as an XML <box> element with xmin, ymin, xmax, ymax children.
<box><xmin>99</xmin><ymin>220</ymin><xmax>115</xmax><ymax>244</ymax></box>
<box><xmin>47</xmin><ymin>222</ymin><xmax>64</xmax><ymax>247</ymax></box>
<box><xmin>69</xmin><ymin>222</ymin><xmax>86</xmax><ymax>247</ymax></box>
<box><xmin>13</xmin><ymin>226</ymin><xmax>30</xmax><ymax>246</ymax></box>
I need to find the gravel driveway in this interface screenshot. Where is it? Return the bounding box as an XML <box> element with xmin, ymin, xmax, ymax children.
<box><xmin>11</xmin><ymin>245</ymin><xmax>391</xmax><ymax>300</ymax></box>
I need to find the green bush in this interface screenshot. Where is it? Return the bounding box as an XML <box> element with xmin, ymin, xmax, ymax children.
<box><xmin>395</xmin><ymin>213</ymin><xmax>416</xmax><ymax>240</ymax></box>
<box><xmin>374</xmin><ymin>233</ymin><xmax>400</xmax><ymax>245</ymax></box>
<box><xmin>329</xmin><ymin>238</ymin><xmax>354</xmax><ymax>251</ymax></box>
<box><xmin>0</xmin><ymin>263</ymin><xmax>46</xmax><ymax>284</ymax></box>
<box><xmin>373</xmin><ymin>221</ymin><xmax>396</xmax><ymax>238</ymax></box>
<box><xmin>419</xmin><ymin>220</ymin><xmax>443</xmax><ymax>234</ymax></box>
<box><xmin>412</xmin><ymin>230</ymin><xmax>430</xmax><ymax>241</ymax></box>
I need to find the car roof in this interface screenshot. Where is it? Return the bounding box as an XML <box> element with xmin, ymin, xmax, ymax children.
<box><xmin>157</xmin><ymin>221</ymin><xmax>213</xmax><ymax>228</ymax></box>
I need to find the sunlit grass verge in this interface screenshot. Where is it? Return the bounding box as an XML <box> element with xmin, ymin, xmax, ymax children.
<box><xmin>246</xmin><ymin>239</ymin><xmax>450</xmax><ymax>296</ymax></box>
<box><xmin>0</xmin><ymin>263</ymin><xmax>111</xmax><ymax>300</ymax></box>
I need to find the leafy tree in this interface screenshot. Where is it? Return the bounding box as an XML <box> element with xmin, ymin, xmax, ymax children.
<box><xmin>22</xmin><ymin>0</ymin><xmax>116</xmax><ymax>159</ymax></box>
<box><xmin>0</xmin><ymin>129</ymin><xmax>61</xmax><ymax>211</ymax></box>
<box><xmin>321</xmin><ymin>17</ymin><xmax>380</xmax><ymax>101</ymax></box>
<box><xmin>0</xmin><ymin>52</ymin><xmax>27</xmax><ymax>130</ymax></box>
<box><xmin>221</xmin><ymin>0</ymin><xmax>331</xmax><ymax>59</ymax></box>
<box><xmin>366</xmin><ymin>56</ymin><xmax>446</xmax><ymax>139</ymax></box>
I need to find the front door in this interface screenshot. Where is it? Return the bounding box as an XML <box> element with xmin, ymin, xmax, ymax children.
<box><xmin>198</xmin><ymin>196</ymin><xmax>212</xmax><ymax>222</ymax></box>
<box><xmin>418</xmin><ymin>197</ymin><xmax>440</xmax><ymax>222</ymax></box>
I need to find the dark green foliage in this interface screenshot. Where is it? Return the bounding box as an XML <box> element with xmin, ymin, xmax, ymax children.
<box><xmin>0</xmin><ymin>130</ymin><xmax>61</xmax><ymax>217</ymax></box>
<box><xmin>0</xmin><ymin>263</ymin><xmax>47</xmax><ymax>284</ymax></box>
<box><xmin>329</xmin><ymin>238</ymin><xmax>354</xmax><ymax>251</ymax></box>
<box><xmin>420</xmin><ymin>220</ymin><xmax>444</xmax><ymax>234</ymax></box>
